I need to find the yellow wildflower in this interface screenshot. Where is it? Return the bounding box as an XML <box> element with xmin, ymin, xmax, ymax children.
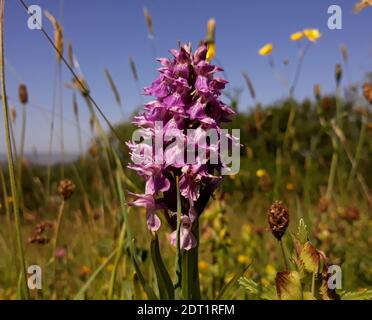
<box><xmin>242</xmin><ymin>224</ymin><xmax>252</xmax><ymax>236</ymax></box>
<box><xmin>79</xmin><ymin>265</ymin><xmax>92</xmax><ymax>276</ymax></box>
<box><xmin>290</xmin><ymin>31</ymin><xmax>304</xmax><ymax>41</ymax></box>
<box><xmin>265</xmin><ymin>264</ymin><xmax>276</xmax><ymax>279</ymax></box>
<box><xmin>198</xmin><ymin>260</ymin><xmax>209</xmax><ymax>272</ymax></box>
<box><xmin>261</xmin><ymin>277</ymin><xmax>270</xmax><ymax>286</ymax></box>
<box><xmin>206</xmin><ymin>42</ymin><xmax>216</xmax><ymax>62</ymax></box>
<box><xmin>303</xmin><ymin>29</ymin><xmax>321</xmax><ymax>42</ymax></box>
<box><xmin>256</xmin><ymin>169</ymin><xmax>267</xmax><ymax>178</ymax></box>
<box><xmin>98</xmin><ymin>256</ymin><xmax>107</xmax><ymax>264</ymax></box>
<box><xmin>258</xmin><ymin>43</ymin><xmax>273</xmax><ymax>56</ymax></box>
<box><xmin>106</xmin><ymin>263</ymin><xmax>114</xmax><ymax>272</ymax></box>
<box><xmin>237</xmin><ymin>255</ymin><xmax>250</xmax><ymax>265</ymax></box>
<box><xmin>286</xmin><ymin>183</ymin><xmax>295</xmax><ymax>191</ymax></box>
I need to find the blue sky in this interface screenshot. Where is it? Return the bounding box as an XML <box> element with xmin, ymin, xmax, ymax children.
<box><xmin>0</xmin><ymin>0</ymin><xmax>371</xmax><ymax>154</ymax></box>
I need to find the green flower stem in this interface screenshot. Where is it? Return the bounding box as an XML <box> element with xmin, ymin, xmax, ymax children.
<box><xmin>174</xmin><ymin>176</ymin><xmax>182</xmax><ymax>299</ymax></box>
<box><xmin>52</xmin><ymin>199</ymin><xmax>65</xmax><ymax>285</ymax></box>
<box><xmin>347</xmin><ymin>114</ymin><xmax>367</xmax><ymax>190</ymax></box>
<box><xmin>279</xmin><ymin>239</ymin><xmax>288</xmax><ymax>271</ymax></box>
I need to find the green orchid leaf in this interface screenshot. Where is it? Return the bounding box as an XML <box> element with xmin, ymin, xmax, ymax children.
<box><xmin>151</xmin><ymin>233</ymin><xmax>175</xmax><ymax>300</ymax></box>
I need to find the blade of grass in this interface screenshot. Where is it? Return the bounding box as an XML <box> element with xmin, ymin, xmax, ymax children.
<box><xmin>74</xmin><ymin>249</ymin><xmax>117</xmax><ymax>300</ymax></box>
<box><xmin>0</xmin><ymin>0</ymin><xmax>29</xmax><ymax>299</ymax></box>
<box><xmin>217</xmin><ymin>265</ymin><xmax>251</xmax><ymax>300</ymax></box>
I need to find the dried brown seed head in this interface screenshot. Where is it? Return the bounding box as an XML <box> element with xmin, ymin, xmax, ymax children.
<box><xmin>335</xmin><ymin>64</ymin><xmax>342</xmax><ymax>87</ymax></box>
<box><xmin>340</xmin><ymin>45</ymin><xmax>348</xmax><ymax>63</ymax></box>
<box><xmin>362</xmin><ymin>82</ymin><xmax>372</xmax><ymax>104</ymax></box>
<box><xmin>268</xmin><ymin>200</ymin><xmax>289</xmax><ymax>240</ymax></box>
<box><xmin>314</xmin><ymin>84</ymin><xmax>321</xmax><ymax>101</ymax></box>
<box><xmin>143</xmin><ymin>8</ymin><xmax>154</xmax><ymax>37</ymax></box>
<box><xmin>28</xmin><ymin>234</ymin><xmax>49</xmax><ymax>245</ymax></box>
<box><xmin>88</xmin><ymin>141</ymin><xmax>99</xmax><ymax>159</ymax></box>
<box><xmin>259</xmin><ymin>173</ymin><xmax>272</xmax><ymax>192</ymax></box>
<box><xmin>343</xmin><ymin>206</ymin><xmax>360</xmax><ymax>222</ymax></box>
<box><xmin>19</xmin><ymin>83</ymin><xmax>28</xmax><ymax>105</ymax></box>
<box><xmin>57</xmin><ymin>179</ymin><xmax>76</xmax><ymax>200</ymax></box>
<box><xmin>318</xmin><ymin>196</ymin><xmax>329</xmax><ymax>213</ymax></box>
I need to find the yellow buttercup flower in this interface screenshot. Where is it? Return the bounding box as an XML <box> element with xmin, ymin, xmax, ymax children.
<box><xmin>303</xmin><ymin>29</ymin><xmax>321</xmax><ymax>42</ymax></box>
<box><xmin>237</xmin><ymin>255</ymin><xmax>250</xmax><ymax>265</ymax></box>
<box><xmin>106</xmin><ymin>263</ymin><xmax>114</xmax><ymax>272</ymax></box>
<box><xmin>286</xmin><ymin>183</ymin><xmax>295</xmax><ymax>191</ymax></box>
<box><xmin>198</xmin><ymin>260</ymin><xmax>209</xmax><ymax>271</ymax></box>
<box><xmin>265</xmin><ymin>264</ymin><xmax>276</xmax><ymax>278</ymax></box>
<box><xmin>290</xmin><ymin>31</ymin><xmax>304</xmax><ymax>41</ymax></box>
<box><xmin>206</xmin><ymin>42</ymin><xmax>216</xmax><ymax>61</ymax></box>
<box><xmin>79</xmin><ymin>265</ymin><xmax>92</xmax><ymax>276</ymax></box>
<box><xmin>258</xmin><ymin>43</ymin><xmax>273</xmax><ymax>56</ymax></box>
<box><xmin>229</xmin><ymin>173</ymin><xmax>236</xmax><ymax>180</ymax></box>
<box><xmin>256</xmin><ymin>169</ymin><xmax>267</xmax><ymax>178</ymax></box>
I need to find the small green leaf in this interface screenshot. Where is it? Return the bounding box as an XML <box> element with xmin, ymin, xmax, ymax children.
<box><xmin>297</xmin><ymin>218</ymin><xmax>308</xmax><ymax>244</ymax></box>
<box><xmin>74</xmin><ymin>249</ymin><xmax>117</xmax><ymax>300</ymax></box>
<box><xmin>151</xmin><ymin>234</ymin><xmax>174</xmax><ymax>300</ymax></box>
<box><xmin>239</xmin><ymin>277</ymin><xmax>276</xmax><ymax>300</ymax></box>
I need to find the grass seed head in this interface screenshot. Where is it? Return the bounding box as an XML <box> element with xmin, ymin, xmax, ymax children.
<box><xmin>45</xmin><ymin>11</ymin><xmax>64</xmax><ymax>62</ymax></box>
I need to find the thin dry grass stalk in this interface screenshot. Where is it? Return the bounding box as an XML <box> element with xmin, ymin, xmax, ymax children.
<box><xmin>129</xmin><ymin>57</ymin><xmax>139</xmax><ymax>81</ymax></box>
<box><xmin>242</xmin><ymin>72</ymin><xmax>256</xmax><ymax>101</ymax></box>
<box><xmin>104</xmin><ymin>68</ymin><xmax>122</xmax><ymax>108</ymax></box>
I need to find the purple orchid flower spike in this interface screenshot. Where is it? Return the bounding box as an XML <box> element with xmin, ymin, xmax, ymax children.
<box><xmin>126</xmin><ymin>42</ymin><xmax>235</xmax><ymax>250</ymax></box>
